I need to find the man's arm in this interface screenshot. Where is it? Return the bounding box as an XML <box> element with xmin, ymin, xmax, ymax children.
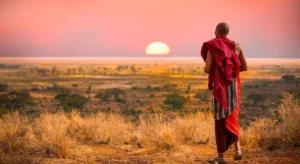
<box><xmin>204</xmin><ymin>50</ymin><xmax>213</xmax><ymax>74</ymax></box>
<box><xmin>236</xmin><ymin>43</ymin><xmax>247</xmax><ymax>72</ymax></box>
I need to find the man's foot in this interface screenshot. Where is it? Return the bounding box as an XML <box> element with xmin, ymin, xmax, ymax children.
<box><xmin>207</xmin><ymin>157</ymin><xmax>226</xmax><ymax>164</ymax></box>
<box><xmin>233</xmin><ymin>151</ymin><xmax>242</xmax><ymax>161</ymax></box>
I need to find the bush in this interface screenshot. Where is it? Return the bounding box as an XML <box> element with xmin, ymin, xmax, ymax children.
<box><xmin>241</xmin><ymin>93</ymin><xmax>300</xmax><ymax>149</ymax></box>
<box><xmin>287</xmin><ymin>88</ymin><xmax>300</xmax><ymax>100</ymax></box>
<box><xmin>0</xmin><ymin>90</ymin><xmax>35</xmax><ymax>110</ymax></box>
<box><xmin>131</xmin><ymin>86</ymin><xmax>139</xmax><ymax>90</ymax></box>
<box><xmin>99</xmin><ymin>88</ymin><xmax>126</xmax><ymax>102</ymax></box>
<box><xmin>46</xmin><ymin>85</ymin><xmax>71</xmax><ymax>94</ymax></box>
<box><xmin>55</xmin><ymin>94</ymin><xmax>88</xmax><ymax>111</ymax></box>
<box><xmin>0</xmin><ymin>84</ymin><xmax>8</xmax><ymax>92</ymax></box>
<box><xmin>281</xmin><ymin>75</ymin><xmax>296</xmax><ymax>82</ymax></box>
<box><xmin>194</xmin><ymin>90</ymin><xmax>210</xmax><ymax>102</ymax></box>
<box><xmin>247</xmin><ymin>93</ymin><xmax>267</xmax><ymax>104</ymax></box>
<box><xmin>163</xmin><ymin>92</ymin><xmax>187</xmax><ymax>110</ymax></box>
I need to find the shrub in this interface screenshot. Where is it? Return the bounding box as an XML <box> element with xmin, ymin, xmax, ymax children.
<box><xmin>46</xmin><ymin>85</ymin><xmax>71</xmax><ymax>94</ymax></box>
<box><xmin>0</xmin><ymin>90</ymin><xmax>35</xmax><ymax>110</ymax></box>
<box><xmin>241</xmin><ymin>93</ymin><xmax>300</xmax><ymax>149</ymax></box>
<box><xmin>287</xmin><ymin>88</ymin><xmax>300</xmax><ymax>100</ymax></box>
<box><xmin>101</xmin><ymin>88</ymin><xmax>126</xmax><ymax>102</ymax></box>
<box><xmin>55</xmin><ymin>94</ymin><xmax>88</xmax><ymax>111</ymax></box>
<box><xmin>0</xmin><ymin>83</ymin><xmax>8</xmax><ymax>92</ymax></box>
<box><xmin>194</xmin><ymin>90</ymin><xmax>210</xmax><ymax>102</ymax></box>
<box><xmin>281</xmin><ymin>75</ymin><xmax>296</xmax><ymax>82</ymax></box>
<box><xmin>247</xmin><ymin>93</ymin><xmax>267</xmax><ymax>105</ymax></box>
<box><xmin>163</xmin><ymin>92</ymin><xmax>187</xmax><ymax>110</ymax></box>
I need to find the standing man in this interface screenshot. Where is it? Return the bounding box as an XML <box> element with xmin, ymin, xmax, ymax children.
<box><xmin>201</xmin><ymin>22</ymin><xmax>247</xmax><ymax>164</ymax></box>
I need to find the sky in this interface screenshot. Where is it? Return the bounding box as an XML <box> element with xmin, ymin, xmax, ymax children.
<box><xmin>0</xmin><ymin>0</ymin><xmax>299</xmax><ymax>58</ymax></box>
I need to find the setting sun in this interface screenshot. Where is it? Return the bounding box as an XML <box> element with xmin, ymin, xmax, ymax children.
<box><xmin>146</xmin><ymin>42</ymin><xmax>170</xmax><ymax>55</ymax></box>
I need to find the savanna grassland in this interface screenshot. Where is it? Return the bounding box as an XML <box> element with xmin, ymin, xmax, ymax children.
<box><xmin>0</xmin><ymin>57</ymin><xmax>299</xmax><ymax>164</ymax></box>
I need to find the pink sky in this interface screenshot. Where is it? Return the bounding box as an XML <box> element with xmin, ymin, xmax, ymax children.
<box><xmin>0</xmin><ymin>0</ymin><xmax>299</xmax><ymax>58</ymax></box>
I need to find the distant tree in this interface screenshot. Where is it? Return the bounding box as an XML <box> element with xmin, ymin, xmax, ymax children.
<box><xmin>0</xmin><ymin>90</ymin><xmax>34</xmax><ymax>110</ymax></box>
<box><xmin>281</xmin><ymin>75</ymin><xmax>296</xmax><ymax>82</ymax></box>
<box><xmin>131</xmin><ymin>65</ymin><xmax>137</xmax><ymax>74</ymax></box>
<box><xmin>51</xmin><ymin>66</ymin><xmax>57</xmax><ymax>76</ymax></box>
<box><xmin>46</xmin><ymin>85</ymin><xmax>71</xmax><ymax>94</ymax></box>
<box><xmin>55</xmin><ymin>94</ymin><xmax>88</xmax><ymax>111</ymax></box>
<box><xmin>0</xmin><ymin>83</ymin><xmax>8</xmax><ymax>92</ymax></box>
<box><xmin>247</xmin><ymin>93</ymin><xmax>267</xmax><ymax>105</ymax></box>
<box><xmin>163</xmin><ymin>92</ymin><xmax>187</xmax><ymax>110</ymax></box>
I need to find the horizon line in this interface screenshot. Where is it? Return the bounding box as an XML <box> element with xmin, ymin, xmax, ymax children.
<box><xmin>0</xmin><ymin>56</ymin><xmax>299</xmax><ymax>59</ymax></box>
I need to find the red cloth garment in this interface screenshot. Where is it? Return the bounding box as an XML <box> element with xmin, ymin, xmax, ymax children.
<box><xmin>214</xmin><ymin>71</ymin><xmax>241</xmax><ymax>153</ymax></box>
<box><xmin>201</xmin><ymin>36</ymin><xmax>241</xmax><ymax>111</ymax></box>
<box><xmin>226</xmin><ymin>71</ymin><xmax>241</xmax><ymax>137</ymax></box>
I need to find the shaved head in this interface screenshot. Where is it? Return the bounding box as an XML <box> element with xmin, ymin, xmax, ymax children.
<box><xmin>215</xmin><ymin>22</ymin><xmax>230</xmax><ymax>36</ymax></box>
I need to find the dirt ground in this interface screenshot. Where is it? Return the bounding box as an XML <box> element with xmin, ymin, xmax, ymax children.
<box><xmin>3</xmin><ymin>144</ymin><xmax>299</xmax><ymax>164</ymax></box>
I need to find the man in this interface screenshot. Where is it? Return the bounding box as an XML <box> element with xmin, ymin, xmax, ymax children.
<box><xmin>201</xmin><ymin>22</ymin><xmax>247</xmax><ymax>164</ymax></box>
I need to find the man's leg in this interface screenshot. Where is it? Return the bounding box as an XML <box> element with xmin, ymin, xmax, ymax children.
<box><xmin>234</xmin><ymin>141</ymin><xmax>242</xmax><ymax>160</ymax></box>
<box><xmin>207</xmin><ymin>119</ymin><xmax>227</xmax><ymax>163</ymax></box>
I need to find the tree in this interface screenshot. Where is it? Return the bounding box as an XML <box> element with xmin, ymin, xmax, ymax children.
<box><xmin>163</xmin><ymin>92</ymin><xmax>187</xmax><ymax>110</ymax></box>
<box><xmin>55</xmin><ymin>94</ymin><xmax>88</xmax><ymax>111</ymax></box>
<box><xmin>281</xmin><ymin>75</ymin><xmax>296</xmax><ymax>82</ymax></box>
<box><xmin>131</xmin><ymin>65</ymin><xmax>137</xmax><ymax>74</ymax></box>
<box><xmin>51</xmin><ymin>66</ymin><xmax>57</xmax><ymax>76</ymax></box>
<box><xmin>247</xmin><ymin>93</ymin><xmax>267</xmax><ymax>105</ymax></box>
<box><xmin>0</xmin><ymin>83</ymin><xmax>8</xmax><ymax>92</ymax></box>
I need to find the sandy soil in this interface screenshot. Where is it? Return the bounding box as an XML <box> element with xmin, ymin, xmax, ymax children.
<box><xmin>3</xmin><ymin>144</ymin><xmax>299</xmax><ymax>164</ymax></box>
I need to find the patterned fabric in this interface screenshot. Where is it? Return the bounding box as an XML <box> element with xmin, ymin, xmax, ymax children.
<box><xmin>201</xmin><ymin>36</ymin><xmax>241</xmax><ymax>111</ymax></box>
<box><xmin>212</xmin><ymin>77</ymin><xmax>238</xmax><ymax>120</ymax></box>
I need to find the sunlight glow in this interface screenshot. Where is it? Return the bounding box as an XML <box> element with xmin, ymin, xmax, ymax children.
<box><xmin>146</xmin><ymin>42</ymin><xmax>170</xmax><ymax>55</ymax></box>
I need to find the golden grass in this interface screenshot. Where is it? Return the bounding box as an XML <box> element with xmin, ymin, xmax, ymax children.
<box><xmin>240</xmin><ymin>93</ymin><xmax>300</xmax><ymax>148</ymax></box>
<box><xmin>68</xmin><ymin>111</ymin><xmax>134</xmax><ymax>145</ymax></box>
<box><xmin>0</xmin><ymin>93</ymin><xmax>299</xmax><ymax>161</ymax></box>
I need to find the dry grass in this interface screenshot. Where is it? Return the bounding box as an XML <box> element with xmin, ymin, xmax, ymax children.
<box><xmin>0</xmin><ymin>93</ymin><xmax>299</xmax><ymax>162</ymax></box>
<box><xmin>33</xmin><ymin>112</ymin><xmax>75</xmax><ymax>158</ymax></box>
<box><xmin>0</xmin><ymin>112</ymin><xmax>36</xmax><ymax>154</ymax></box>
<box><xmin>68</xmin><ymin>111</ymin><xmax>134</xmax><ymax>145</ymax></box>
<box><xmin>241</xmin><ymin>93</ymin><xmax>300</xmax><ymax>148</ymax></box>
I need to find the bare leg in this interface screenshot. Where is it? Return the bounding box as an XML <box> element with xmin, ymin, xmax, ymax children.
<box><xmin>234</xmin><ymin>141</ymin><xmax>241</xmax><ymax>153</ymax></box>
<box><xmin>234</xmin><ymin>141</ymin><xmax>242</xmax><ymax>160</ymax></box>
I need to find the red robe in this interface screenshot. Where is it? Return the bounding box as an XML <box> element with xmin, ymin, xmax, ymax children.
<box><xmin>201</xmin><ymin>36</ymin><xmax>240</xmax><ymax>111</ymax></box>
<box><xmin>201</xmin><ymin>36</ymin><xmax>241</xmax><ymax>143</ymax></box>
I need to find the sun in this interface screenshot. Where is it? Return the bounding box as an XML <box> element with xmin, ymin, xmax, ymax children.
<box><xmin>146</xmin><ymin>42</ymin><xmax>170</xmax><ymax>55</ymax></box>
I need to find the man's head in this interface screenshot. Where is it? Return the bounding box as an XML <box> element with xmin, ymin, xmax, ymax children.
<box><xmin>215</xmin><ymin>22</ymin><xmax>229</xmax><ymax>37</ymax></box>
